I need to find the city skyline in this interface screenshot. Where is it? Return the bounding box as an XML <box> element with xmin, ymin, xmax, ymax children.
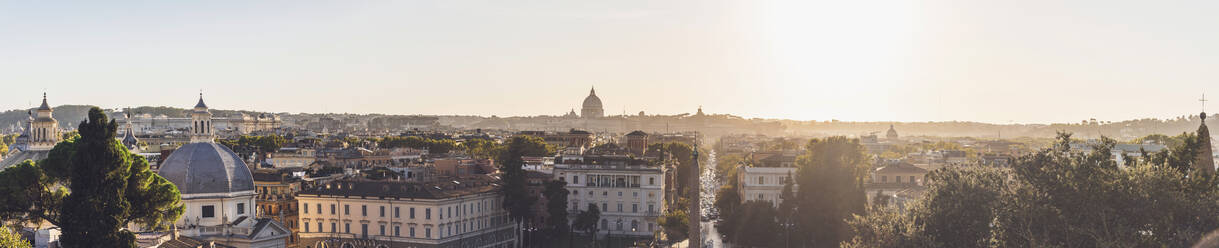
<box><xmin>4</xmin><ymin>0</ymin><xmax>1219</xmax><ymax>124</ymax></box>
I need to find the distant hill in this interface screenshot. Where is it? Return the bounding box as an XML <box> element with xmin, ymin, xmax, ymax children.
<box><xmin>0</xmin><ymin>105</ymin><xmax>99</xmax><ymax>131</ymax></box>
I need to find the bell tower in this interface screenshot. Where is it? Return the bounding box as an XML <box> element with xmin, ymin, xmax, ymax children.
<box><xmin>190</xmin><ymin>93</ymin><xmax>215</xmax><ymax>143</ymax></box>
<box><xmin>29</xmin><ymin>93</ymin><xmax>60</xmax><ymax>151</ymax></box>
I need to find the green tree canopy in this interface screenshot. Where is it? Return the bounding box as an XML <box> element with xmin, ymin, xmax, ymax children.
<box><xmin>848</xmin><ymin>132</ymin><xmax>1219</xmax><ymax>247</ymax></box>
<box><xmin>724</xmin><ymin>200</ymin><xmax>782</xmax><ymax>247</ymax></box>
<box><xmin>794</xmin><ymin>136</ymin><xmax>870</xmax><ymax>247</ymax></box>
<box><xmin>543</xmin><ymin>180</ymin><xmax>570</xmax><ymax>239</ymax></box>
<box><xmin>573</xmin><ymin>203</ymin><xmax>602</xmax><ymax>238</ymax></box>
<box><xmin>0</xmin><ymin>108</ymin><xmax>184</xmax><ymax>248</ymax></box>
<box><xmin>0</xmin><ymin>226</ymin><xmax>30</xmax><ymax>248</ymax></box>
<box><xmin>380</xmin><ymin>136</ymin><xmax>460</xmax><ymax>154</ymax></box>
<box><xmin>499</xmin><ymin>135</ymin><xmax>552</xmax><ymax>226</ymax></box>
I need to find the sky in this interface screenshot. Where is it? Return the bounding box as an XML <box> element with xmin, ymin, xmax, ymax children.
<box><xmin>1</xmin><ymin>0</ymin><xmax>1217</xmax><ymax>124</ymax></box>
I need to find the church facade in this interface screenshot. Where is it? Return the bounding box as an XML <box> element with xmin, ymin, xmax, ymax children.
<box><xmin>156</xmin><ymin>94</ymin><xmax>291</xmax><ymax>248</ymax></box>
<box><xmin>0</xmin><ymin>93</ymin><xmax>61</xmax><ymax>169</ymax></box>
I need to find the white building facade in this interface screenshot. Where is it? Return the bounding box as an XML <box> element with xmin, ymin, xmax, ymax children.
<box><xmin>736</xmin><ymin>166</ymin><xmax>797</xmax><ymax>207</ymax></box>
<box><xmin>296</xmin><ymin>178</ymin><xmax>516</xmax><ymax>248</ymax></box>
<box><xmin>553</xmin><ymin>154</ymin><xmax>665</xmax><ymax>237</ymax></box>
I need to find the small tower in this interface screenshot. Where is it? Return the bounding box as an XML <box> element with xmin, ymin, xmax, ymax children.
<box><xmin>190</xmin><ymin>93</ymin><xmax>215</xmax><ymax>143</ymax></box>
<box><xmin>29</xmin><ymin>93</ymin><xmax>61</xmax><ymax>151</ymax></box>
<box><xmin>1196</xmin><ymin>112</ymin><xmax>1215</xmax><ymax>175</ymax></box>
<box><xmin>120</xmin><ymin>110</ymin><xmax>141</xmax><ymax>152</ymax></box>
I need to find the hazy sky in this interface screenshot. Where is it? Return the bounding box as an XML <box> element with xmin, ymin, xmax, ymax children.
<box><xmin>2</xmin><ymin>0</ymin><xmax>1217</xmax><ymax>124</ymax></box>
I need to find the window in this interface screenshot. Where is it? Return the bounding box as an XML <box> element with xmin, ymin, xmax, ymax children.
<box><xmin>632</xmin><ymin>204</ymin><xmax>638</xmax><ymax>213</ymax></box>
<box><xmin>361</xmin><ymin>224</ymin><xmax>368</xmax><ymax>237</ymax></box>
<box><xmin>319</xmin><ymin>204</ymin><xmax>324</xmax><ymax>215</ymax></box>
<box><xmin>649</xmin><ymin>177</ymin><xmax>655</xmax><ymax>185</ymax></box>
<box><xmin>588</xmin><ymin>191</ymin><xmax>593</xmax><ymax>196</ymax></box>
<box><xmin>617</xmin><ymin>203</ymin><xmax>622</xmax><ymax>212</ymax></box>
<box><xmin>411</xmin><ymin>207</ymin><xmax>416</xmax><ymax>219</ymax></box>
<box><xmin>318</xmin><ymin>222</ymin><xmax>322</xmax><ymax>233</ymax></box>
<box><xmin>331</xmin><ymin>223</ymin><xmax>336</xmax><ymax>233</ymax></box>
<box><xmin>759</xmin><ymin>176</ymin><xmax>765</xmax><ymax>184</ymax></box>
<box><xmin>202</xmin><ymin>205</ymin><xmax>215</xmax><ymax>218</ymax></box>
<box><xmin>618</xmin><ymin>192</ymin><xmax>623</xmax><ymax>197</ymax></box>
<box><xmin>439</xmin><ymin>208</ymin><xmax>444</xmax><ymax>220</ymax></box>
<box><xmin>649</xmin><ymin>223</ymin><xmax>654</xmax><ymax>232</ymax></box>
<box><xmin>395</xmin><ymin>207</ymin><xmax>400</xmax><ymax>218</ymax></box>
<box><xmin>633</xmin><ymin>192</ymin><xmax>638</xmax><ymax>197</ymax></box>
<box><xmin>344</xmin><ymin>205</ymin><xmax>350</xmax><ymax>215</ymax></box>
<box><xmin>345</xmin><ymin>223</ymin><xmax>351</xmax><ymax>233</ymax></box>
<box><xmin>648</xmin><ymin>204</ymin><xmax>654</xmax><ymax>213</ymax></box>
<box><xmin>305</xmin><ymin>222</ymin><xmax>311</xmax><ymax>232</ymax></box>
<box><xmin>362</xmin><ymin>205</ymin><xmax>367</xmax><ymax>216</ymax></box>
<box><xmin>573</xmin><ymin>176</ymin><xmax>579</xmax><ymax>184</ymax></box>
<box><xmin>759</xmin><ymin>193</ymin><xmax>764</xmax><ymax>200</ymax></box>
<box><xmin>237</xmin><ymin>203</ymin><xmax>245</xmax><ymax>215</ymax></box>
<box><xmin>601</xmin><ymin>219</ymin><xmax>608</xmax><ymax>229</ymax></box>
<box><xmin>573</xmin><ymin>190</ymin><xmax>579</xmax><ymax>196</ymax></box>
<box><xmin>394</xmin><ymin>226</ymin><xmax>400</xmax><ymax>236</ymax></box>
<box><xmin>426</xmin><ymin>208</ymin><xmax>431</xmax><ymax>219</ymax></box>
<box><xmin>304</xmin><ymin>204</ymin><xmax>309</xmax><ymax>214</ymax></box>
<box><xmin>910</xmin><ymin>176</ymin><xmax>916</xmax><ymax>184</ymax></box>
<box><xmin>426</xmin><ymin>228</ymin><xmax>432</xmax><ymax>238</ymax></box>
<box><xmin>380</xmin><ymin>224</ymin><xmax>386</xmax><ymax>236</ymax></box>
<box><xmin>896</xmin><ymin>176</ymin><xmax>902</xmax><ymax>183</ymax></box>
<box><xmin>603</xmin><ymin>191</ymin><xmax>608</xmax><ymax>196</ymax></box>
<box><xmin>380</xmin><ymin>206</ymin><xmax>385</xmax><ymax>217</ymax></box>
<box><xmin>410</xmin><ymin>227</ymin><xmax>416</xmax><ymax>237</ymax></box>
<box><xmin>602</xmin><ymin>203</ymin><xmax>607</xmax><ymax>212</ymax></box>
<box><xmin>448</xmin><ymin>206</ymin><xmax>452</xmax><ymax>218</ymax></box>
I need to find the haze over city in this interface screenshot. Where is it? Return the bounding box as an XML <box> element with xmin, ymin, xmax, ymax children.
<box><xmin>8</xmin><ymin>1</ymin><xmax>1219</xmax><ymax>248</ymax></box>
<box><xmin>4</xmin><ymin>0</ymin><xmax>1217</xmax><ymax>124</ymax></box>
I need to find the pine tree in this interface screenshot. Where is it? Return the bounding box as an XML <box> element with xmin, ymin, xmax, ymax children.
<box><xmin>794</xmin><ymin>136</ymin><xmax>869</xmax><ymax>247</ymax></box>
<box><xmin>0</xmin><ymin>108</ymin><xmax>183</xmax><ymax>248</ymax></box>
<box><xmin>542</xmin><ymin>180</ymin><xmax>570</xmax><ymax>240</ymax></box>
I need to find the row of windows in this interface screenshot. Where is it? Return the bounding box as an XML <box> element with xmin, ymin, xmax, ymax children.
<box><xmin>877</xmin><ymin>175</ymin><xmax>921</xmax><ymax>184</ymax></box>
<box><xmin>570</xmin><ymin>190</ymin><xmax>656</xmax><ymax>199</ymax></box>
<box><xmin>594</xmin><ymin>219</ymin><xmax>653</xmax><ymax>232</ymax></box>
<box><xmin>199</xmin><ymin>203</ymin><xmax>246</xmax><ymax>218</ymax></box>
<box><xmin>303</xmin><ymin>215</ymin><xmax>506</xmax><ymax>239</ymax></box>
<box><xmin>566</xmin><ymin>175</ymin><xmax>656</xmax><ymax>188</ymax></box>
<box><xmin>570</xmin><ymin>202</ymin><xmax>655</xmax><ymax>213</ymax></box>
<box><xmin>302</xmin><ymin>201</ymin><xmax>494</xmax><ymax>221</ymax></box>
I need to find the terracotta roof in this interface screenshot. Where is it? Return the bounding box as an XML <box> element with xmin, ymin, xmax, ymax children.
<box><xmin>875</xmin><ymin>162</ymin><xmax>928</xmax><ymax>174</ymax></box>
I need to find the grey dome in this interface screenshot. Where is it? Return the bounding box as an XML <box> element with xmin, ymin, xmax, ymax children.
<box><xmin>158</xmin><ymin>143</ymin><xmax>254</xmax><ymax>195</ymax></box>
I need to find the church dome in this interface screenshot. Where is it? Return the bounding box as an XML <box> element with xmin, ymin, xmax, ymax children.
<box><xmin>582</xmin><ymin>90</ymin><xmax>603</xmax><ymax>108</ymax></box>
<box><xmin>581</xmin><ymin>87</ymin><xmax>604</xmax><ymax>118</ymax></box>
<box><xmin>157</xmin><ymin>142</ymin><xmax>255</xmax><ymax>195</ymax></box>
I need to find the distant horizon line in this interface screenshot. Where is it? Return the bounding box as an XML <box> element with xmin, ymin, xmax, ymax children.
<box><xmin>7</xmin><ymin>103</ymin><xmax>1212</xmax><ymax>127</ymax></box>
